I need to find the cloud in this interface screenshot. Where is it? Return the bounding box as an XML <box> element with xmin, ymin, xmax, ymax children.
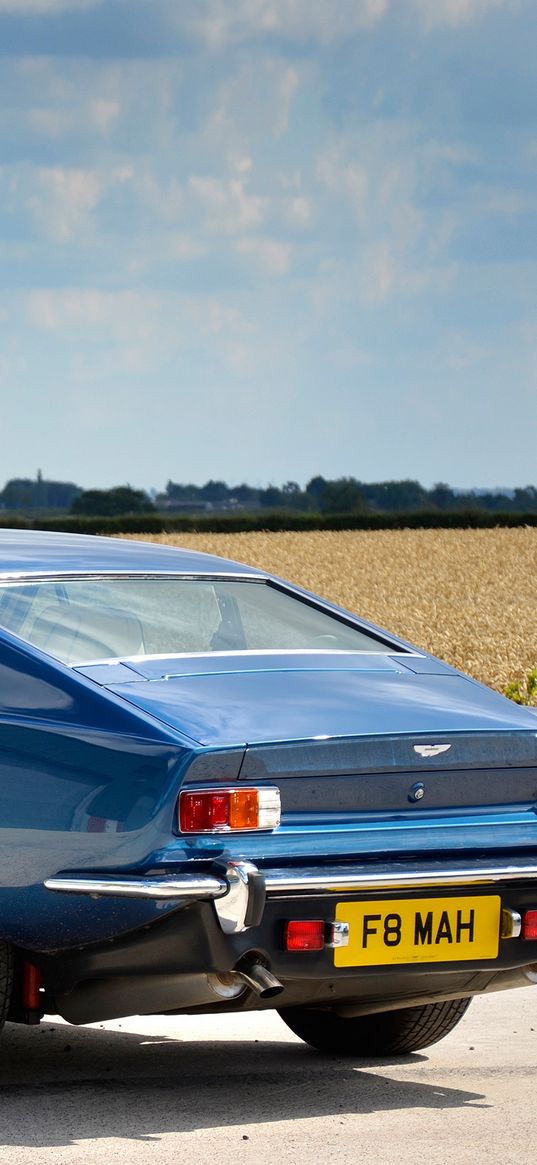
<box><xmin>316</xmin><ymin>131</ymin><xmax>425</xmax><ymax>247</ymax></box>
<box><xmin>189</xmin><ymin>174</ymin><xmax>266</xmax><ymax>234</ymax></box>
<box><xmin>188</xmin><ymin>0</ymin><xmax>518</xmax><ymax>42</ymax></box>
<box><xmin>313</xmin><ymin>119</ymin><xmax>480</xmax><ymax>310</ymax></box>
<box><xmin>30</xmin><ymin>167</ymin><xmax>104</xmax><ymax>241</ymax></box>
<box><xmin>135</xmin><ymin>170</ymin><xmax>183</xmax><ymax>222</ymax></box>
<box><xmin>24</xmin><ymin>289</ymin><xmax>253</xmax><ymax>364</ymax></box>
<box><xmin>26</xmin><ymin>289</ymin><xmax>147</xmax><ymax>332</ymax></box>
<box><xmin>88</xmin><ymin>98</ymin><xmax>121</xmax><ymax>133</ymax></box>
<box><xmin>236</xmin><ymin>236</ymin><xmax>292</xmax><ymax>276</ymax></box>
<box><xmin>317</xmin><ymin>151</ymin><xmax>369</xmax><ymax>223</ymax></box>
<box><xmin>480</xmin><ymin>187</ymin><xmax>534</xmax><ymax>217</ymax></box>
<box><xmin>188</xmin><ymin>298</ymin><xmax>251</xmax><ymax>338</ymax></box>
<box><xmin>445</xmin><ymin>335</ymin><xmax>489</xmax><ymax>370</ymax></box>
<box><xmin>363</xmin><ymin>241</ymin><xmax>397</xmax><ymax>303</ymax></box>
<box><xmin>24</xmin><ymin>288</ymin><xmax>170</xmax><ymax>377</ymax></box>
<box><xmin>7</xmin><ymin>59</ymin><xmax>127</xmax><ymax>151</ymax></box>
<box><xmin>26</xmin><ymin>96</ymin><xmax>120</xmax><ymax>139</ymax></box>
<box><xmin>272</xmin><ymin>66</ymin><xmax>299</xmax><ymax>136</ymax></box>
<box><xmin>27</xmin><ymin>164</ymin><xmax>132</xmax><ymax>241</ymax></box>
<box><xmin>169</xmin><ymin>235</ymin><xmax>207</xmax><ymax>261</ymax></box>
<box><xmin>189</xmin><ymin>0</ymin><xmax>388</xmax><ymax>47</ymax></box>
<box><xmin>309</xmin><ymin>123</ymin><xmax>472</xmax><ymax>314</ymax></box>
<box><xmin>283</xmin><ymin>196</ymin><xmax>314</xmax><ymax>229</ymax></box>
<box><xmin>27</xmin><ymin>108</ymin><xmax>72</xmax><ymax>138</ymax></box>
<box><xmin>205</xmin><ymin>59</ymin><xmax>301</xmax><ymax>144</ymax></box>
<box><xmin>19</xmin><ymin>59</ymin><xmax>183</xmax><ymax>173</ymax></box>
<box><xmin>409</xmin><ymin>0</ymin><xmax>510</xmax><ymax>27</ymax></box>
<box><xmin>0</xmin><ymin>0</ymin><xmax>102</xmax><ymax>11</ymax></box>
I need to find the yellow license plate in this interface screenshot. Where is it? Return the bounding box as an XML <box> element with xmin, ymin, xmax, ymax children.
<box><xmin>334</xmin><ymin>895</ymin><xmax>501</xmax><ymax>968</ymax></box>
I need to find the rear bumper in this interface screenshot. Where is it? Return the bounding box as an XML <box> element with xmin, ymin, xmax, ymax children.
<box><xmin>41</xmin><ymin>856</ymin><xmax>537</xmax><ymax>1024</ymax></box>
<box><xmin>46</xmin><ymin>856</ymin><xmax>537</xmax><ymax>927</ymax></box>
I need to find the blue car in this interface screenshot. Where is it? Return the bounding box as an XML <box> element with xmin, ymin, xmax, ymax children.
<box><xmin>0</xmin><ymin>527</ymin><xmax>536</xmax><ymax>1056</ymax></box>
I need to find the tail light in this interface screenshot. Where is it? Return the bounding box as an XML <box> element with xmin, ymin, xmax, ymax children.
<box><xmin>179</xmin><ymin>787</ymin><xmax>281</xmax><ymax>833</ymax></box>
<box><xmin>22</xmin><ymin>962</ymin><xmax>41</xmax><ymax>1010</ymax></box>
<box><xmin>522</xmin><ymin>910</ymin><xmax>537</xmax><ymax>940</ymax></box>
<box><xmin>283</xmin><ymin>920</ymin><xmax>325</xmax><ymax>951</ymax></box>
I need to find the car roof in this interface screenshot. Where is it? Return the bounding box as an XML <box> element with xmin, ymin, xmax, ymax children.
<box><xmin>0</xmin><ymin>529</ymin><xmax>262</xmax><ymax>578</ymax></box>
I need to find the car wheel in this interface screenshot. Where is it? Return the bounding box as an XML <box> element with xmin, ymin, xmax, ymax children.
<box><xmin>0</xmin><ymin>942</ymin><xmax>13</xmax><ymax>1030</ymax></box>
<box><xmin>278</xmin><ymin>997</ymin><xmax>472</xmax><ymax>1056</ymax></box>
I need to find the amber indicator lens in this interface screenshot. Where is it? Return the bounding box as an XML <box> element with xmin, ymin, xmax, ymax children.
<box><xmin>179</xmin><ymin>787</ymin><xmax>281</xmax><ymax>833</ymax></box>
<box><xmin>522</xmin><ymin>910</ymin><xmax>537</xmax><ymax>940</ymax></box>
<box><xmin>284</xmin><ymin>920</ymin><xmax>325</xmax><ymax>951</ymax></box>
<box><xmin>229</xmin><ymin>789</ymin><xmax>258</xmax><ymax>829</ymax></box>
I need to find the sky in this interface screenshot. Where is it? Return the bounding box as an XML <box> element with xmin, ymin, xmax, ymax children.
<box><xmin>0</xmin><ymin>0</ymin><xmax>536</xmax><ymax>492</ymax></box>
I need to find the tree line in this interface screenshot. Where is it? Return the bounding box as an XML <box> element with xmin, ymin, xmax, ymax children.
<box><xmin>1</xmin><ymin>474</ymin><xmax>537</xmax><ymax>517</ymax></box>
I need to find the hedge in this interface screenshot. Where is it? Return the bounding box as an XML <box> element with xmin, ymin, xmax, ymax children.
<box><xmin>1</xmin><ymin>509</ymin><xmax>537</xmax><ymax>535</ymax></box>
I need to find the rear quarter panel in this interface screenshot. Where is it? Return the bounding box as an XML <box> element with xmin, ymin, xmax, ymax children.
<box><xmin>0</xmin><ymin>630</ymin><xmax>210</xmax><ymax>948</ymax></box>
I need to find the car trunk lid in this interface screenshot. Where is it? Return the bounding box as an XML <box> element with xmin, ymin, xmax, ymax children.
<box><xmin>78</xmin><ymin>650</ymin><xmax>537</xmax><ymax>750</ymax></box>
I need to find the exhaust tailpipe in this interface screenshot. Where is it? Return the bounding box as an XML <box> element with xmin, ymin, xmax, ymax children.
<box><xmin>236</xmin><ymin>960</ymin><xmax>284</xmax><ymax>999</ymax></box>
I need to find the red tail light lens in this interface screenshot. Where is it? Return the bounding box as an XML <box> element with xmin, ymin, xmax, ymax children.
<box><xmin>180</xmin><ymin>792</ymin><xmax>229</xmax><ymax>833</ymax></box>
<box><xmin>284</xmin><ymin>920</ymin><xmax>325</xmax><ymax>951</ymax></box>
<box><xmin>179</xmin><ymin>787</ymin><xmax>280</xmax><ymax>833</ymax></box>
<box><xmin>522</xmin><ymin>910</ymin><xmax>537</xmax><ymax>940</ymax></box>
<box><xmin>22</xmin><ymin>963</ymin><xmax>41</xmax><ymax>1010</ymax></box>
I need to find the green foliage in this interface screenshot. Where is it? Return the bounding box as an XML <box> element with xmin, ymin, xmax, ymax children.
<box><xmin>1</xmin><ymin>477</ymin><xmax>80</xmax><ymax>511</ymax></box>
<box><xmin>0</xmin><ymin>508</ymin><xmax>533</xmax><ymax>536</ymax></box>
<box><xmin>71</xmin><ymin>486</ymin><xmax>155</xmax><ymax>517</ymax></box>
<box><xmin>359</xmin><ymin>478</ymin><xmax>428</xmax><ymax>513</ymax></box>
<box><xmin>319</xmin><ymin>478</ymin><xmax>365</xmax><ymax>514</ymax></box>
<box><xmin>259</xmin><ymin>483</ymin><xmax>314</xmax><ymax>510</ymax></box>
<box><xmin>504</xmin><ymin>668</ymin><xmax>537</xmax><ymax>705</ymax></box>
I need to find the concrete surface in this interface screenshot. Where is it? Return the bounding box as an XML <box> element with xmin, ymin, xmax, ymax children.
<box><xmin>0</xmin><ymin>988</ymin><xmax>535</xmax><ymax>1165</ymax></box>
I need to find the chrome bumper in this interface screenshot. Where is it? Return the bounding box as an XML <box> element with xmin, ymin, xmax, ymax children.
<box><xmin>45</xmin><ymin>858</ymin><xmax>537</xmax><ymax>934</ymax></box>
<box><xmin>263</xmin><ymin>859</ymin><xmax>537</xmax><ymax>893</ymax></box>
<box><xmin>44</xmin><ymin>872</ymin><xmax>228</xmax><ymax>901</ymax></box>
<box><xmin>45</xmin><ymin>861</ymin><xmax>263</xmax><ymax>935</ymax></box>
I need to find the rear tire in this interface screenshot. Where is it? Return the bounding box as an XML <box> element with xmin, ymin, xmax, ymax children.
<box><xmin>278</xmin><ymin>997</ymin><xmax>472</xmax><ymax>1056</ymax></box>
<box><xmin>0</xmin><ymin>942</ymin><xmax>13</xmax><ymax>1031</ymax></box>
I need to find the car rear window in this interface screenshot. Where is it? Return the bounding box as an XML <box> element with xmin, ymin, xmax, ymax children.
<box><xmin>0</xmin><ymin>577</ymin><xmax>397</xmax><ymax>664</ymax></box>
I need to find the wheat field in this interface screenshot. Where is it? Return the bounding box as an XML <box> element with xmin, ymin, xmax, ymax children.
<box><xmin>124</xmin><ymin>528</ymin><xmax>537</xmax><ymax>692</ymax></box>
